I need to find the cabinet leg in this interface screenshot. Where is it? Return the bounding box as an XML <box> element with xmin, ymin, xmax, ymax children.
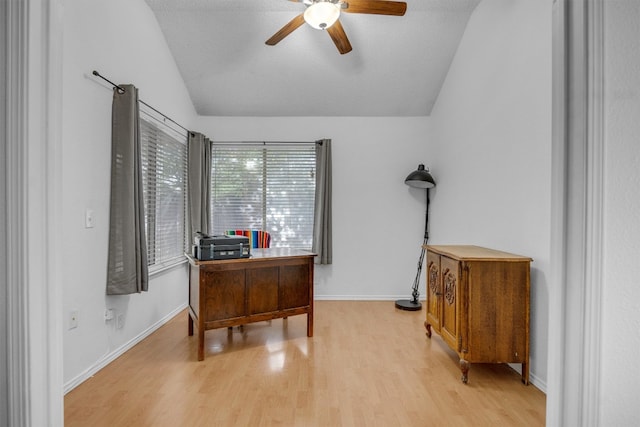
<box><xmin>521</xmin><ymin>362</ymin><xmax>529</xmax><ymax>385</ymax></box>
<box><xmin>424</xmin><ymin>321</ymin><xmax>432</xmax><ymax>338</ymax></box>
<box><xmin>188</xmin><ymin>313</ymin><xmax>194</xmax><ymax>336</ymax></box>
<box><xmin>460</xmin><ymin>359</ymin><xmax>470</xmax><ymax>384</ymax></box>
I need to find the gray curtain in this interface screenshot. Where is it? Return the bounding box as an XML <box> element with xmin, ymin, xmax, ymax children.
<box><xmin>106</xmin><ymin>84</ymin><xmax>149</xmax><ymax>295</ymax></box>
<box><xmin>188</xmin><ymin>132</ymin><xmax>211</xmax><ymax>244</ymax></box>
<box><xmin>312</xmin><ymin>139</ymin><xmax>332</xmax><ymax>264</ymax></box>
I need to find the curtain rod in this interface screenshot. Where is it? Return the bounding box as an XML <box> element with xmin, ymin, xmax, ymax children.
<box><xmin>212</xmin><ymin>141</ymin><xmax>322</xmax><ymax>145</ymax></box>
<box><xmin>92</xmin><ymin>70</ymin><xmax>193</xmax><ymax>136</ymax></box>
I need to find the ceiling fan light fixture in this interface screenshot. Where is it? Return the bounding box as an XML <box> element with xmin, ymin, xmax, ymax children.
<box><xmin>304</xmin><ymin>2</ymin><xmax>341</xmax><ymax>30</ymax></box>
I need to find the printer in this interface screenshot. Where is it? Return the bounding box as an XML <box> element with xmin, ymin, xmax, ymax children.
<box><xmin>192</xmin><ymin>232</ymin><xmax>250</xmax><ymax>261</ymax></box>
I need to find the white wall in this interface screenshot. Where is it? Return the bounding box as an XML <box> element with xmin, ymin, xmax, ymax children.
<box><xmin>601</xmin><ymin>1</ymin><xmax>640</xmax><ymax>423</ymax></box>
<box><xmin>61</xmin><ymin>0</ymin><xmax>197</xmax><ymax>389</ymax></box>
<box><xmin>427</xmin><ymin>0</ymin><xmax>552</xmax><ymax>389</ymax></box>
<box><xmin>193</xmin><ymin>117</ymin><xmax>431</xmax><ymax>299</ymax></box>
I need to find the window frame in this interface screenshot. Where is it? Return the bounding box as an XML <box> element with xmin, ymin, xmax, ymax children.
<box><xmin>139</xmin><ymin>106</ymin><xmax>189</xmax><ymax>273</ymax></box>
<box><xmin>210</xmin><ymin>142</ymin><xmax>316</xmax><ymax>250</ymax></box>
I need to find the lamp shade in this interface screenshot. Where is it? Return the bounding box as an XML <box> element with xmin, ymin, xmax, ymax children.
<box><xmin>405</xmin><ymin>164</ymin><xmax>436</xmax><ymax>188</ymax></box>
<box><xmin>304</xmin><ymin>2</ymin><xmax>341</xmax><ymax>30</ymax></box>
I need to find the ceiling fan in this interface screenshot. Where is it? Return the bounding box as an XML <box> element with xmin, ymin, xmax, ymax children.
<box><xmin>265</xmin><ymin>0</ymin><xmax>407</xmax><ymax>55</ymax></box>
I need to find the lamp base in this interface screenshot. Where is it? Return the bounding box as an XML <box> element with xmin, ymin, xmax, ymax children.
<box><xmin>395</xmin><ymin>299</ymin><xmax>422</xmax><ymax>311</ymax></box>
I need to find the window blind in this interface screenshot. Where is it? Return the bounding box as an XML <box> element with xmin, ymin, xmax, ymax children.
<box><xmin>139</xmin><ymin>106</ymin><xmax>188</xmax><ymax>270</ymax></box>
<box><xmin>211</xmin><ymin>143</ymin><xmax>316</xmax><ymax>250</ymax></box>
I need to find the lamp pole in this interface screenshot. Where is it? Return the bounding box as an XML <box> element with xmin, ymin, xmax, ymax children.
<box><xmin>395</xmin><ymin>164</ymin><xmax>435</xmax><ymax>311</ymax></box>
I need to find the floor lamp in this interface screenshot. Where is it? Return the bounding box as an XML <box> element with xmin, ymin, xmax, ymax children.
<box><xmin>395</xmin><ymin>164</ymin><xmax>436</xmax><ymax>311</ymax></box>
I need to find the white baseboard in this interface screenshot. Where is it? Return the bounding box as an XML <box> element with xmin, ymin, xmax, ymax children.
<box><xmin>507</xmin><ymin>363</ymin><xmax>547</xmax><ymax>394</ymax></box>
<box><xmin>63</xmin><ymin>303</ymin><xmax>187</xmax><ymax>394</ymax></box>
<box><xmin>528</xmin><ymin>371</ymin><xmax>547</xmax><ymax>394</ymax></box>
<box><xmin>314</xmin><ymin>295</ymin><xmax>426</xmax><ymax>301</ymax></box>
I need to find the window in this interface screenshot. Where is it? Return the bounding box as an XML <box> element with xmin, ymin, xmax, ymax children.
<box><xmin>211</xmin><ymin>143</ymin><xmax>316</xmax><ymax>249</ymax></box>
<box><xmin>139</xmin><ymin>106</ymin><xmax>188</xmax><ymax>271</ymax></box>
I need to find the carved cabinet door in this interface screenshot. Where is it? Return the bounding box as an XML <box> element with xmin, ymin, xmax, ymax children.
<box><xmin>439</xmin><ymin>256</ymin><xmax>460</xmax><ymax>352</ymax></box>
<box><xmin>425</xmin><ymin>251</ymin><xmax>441</xmax><ymax>333</ymax></box>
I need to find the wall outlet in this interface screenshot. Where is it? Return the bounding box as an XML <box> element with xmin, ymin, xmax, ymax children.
<box><xmin>69</xmin><ymin>309</ymin><xmax>79</xmax><ymax>330</ymax></box>
<box><xmin>104</xmin><ymin>308</ymin><xmax>114</xmax><ymax>321</ymax></box>
<box><xmin>85</xmin><ymin>209</ymin><xmax>94</xmax><ymax>228</ymax></box>
<box><xmin>116</xmin><ymin>313</ymin><xmax>125</xmax><ymax>329</ymax></box>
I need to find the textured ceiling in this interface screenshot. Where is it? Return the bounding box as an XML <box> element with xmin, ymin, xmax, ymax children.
<box><xmin>145</xmin><ymin>0</ymin><xmax>481</xmax><ymax>117</ymax></box>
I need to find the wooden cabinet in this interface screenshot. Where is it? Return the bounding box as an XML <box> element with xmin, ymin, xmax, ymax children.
<box><xmin>187</xmin><ymin>248</ymin><xmax>315</xmax><ymax>361</ymax></box>
<box><xmin>425</xmin><ymin>245</ymin><xmax>531</xmax><ymax>384</ymax></box>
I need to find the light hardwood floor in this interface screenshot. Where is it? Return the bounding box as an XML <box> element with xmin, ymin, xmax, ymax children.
<box><xmin>64</xmin><ymin>301</ymin><xmax>546</xmax><ymax>426</ymax></box>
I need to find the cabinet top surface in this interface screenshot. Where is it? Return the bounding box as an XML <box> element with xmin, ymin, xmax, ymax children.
<box><xmin>425</xmin><ymin>245</ymin><xmax>532</xmax><ymax>262</ymax></box>
<box><xmin>186</xmin><ymin>248</ymin><xmax>316</xmax><ymax>266</ymax></box>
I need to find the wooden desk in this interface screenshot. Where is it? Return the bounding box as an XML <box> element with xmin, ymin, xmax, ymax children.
<box><xmin>186</xmin><ymin>248</ymin><xmax>315</xmax><ymax>361</ymax></box>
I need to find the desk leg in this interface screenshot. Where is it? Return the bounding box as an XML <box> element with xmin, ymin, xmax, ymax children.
<box><xmin>198</xmin><ymin>327</ymin><xmax>205</xmax><ymax>361</ymax></box>
<box><xmin>307</xmin><ymin>312</ymin><xmax>313</xmax><ymax>337</ymax></box>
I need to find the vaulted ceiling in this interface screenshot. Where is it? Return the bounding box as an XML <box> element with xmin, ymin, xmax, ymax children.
<box><xmin>145</xmin><ymin>0</ymin><xmax>482</xmax><ymax>117</ymax></box>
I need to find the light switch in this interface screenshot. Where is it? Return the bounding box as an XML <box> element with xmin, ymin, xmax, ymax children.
<box><xmin>85</xmin><ymin>209</ymin><xmax>94</xmax><ymax>228</ymax></box>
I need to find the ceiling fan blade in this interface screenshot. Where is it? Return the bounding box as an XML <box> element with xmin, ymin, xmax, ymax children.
<box><xmin>343</xmin><ymin>0</ymin><xmax>407</xmax><ymax>16</ymax></box>
<box><xmin>326</xmin><ymin>20</ymin><xmax>352</xmax><ymax>54</ymax></box>
<box><xmin>266</xmin><ymin>14</ymin><xmax>306</xmax><ymax>46</ymax></box>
